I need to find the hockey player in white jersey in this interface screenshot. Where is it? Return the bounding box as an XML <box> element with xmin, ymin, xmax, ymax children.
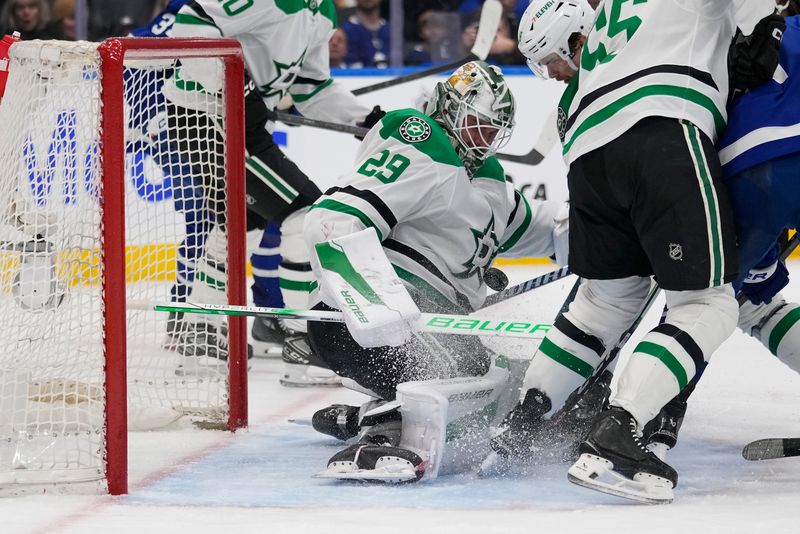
<box><xmin>161</xmin><ymin>0</ymin><xmax>378</xmax><ymax>384</ymax></box>
<box><xmin>302</xmin><ymin>61</ymin><xmax>569</xmax><ymax>482</ymax></box>
<box><xmin>500</xmin><ymin>0</ymin><xmax>798</xmax><ymax>483</ymax></box>
<box><xmin>496</xmin><ymin>0</ymin><xmax>778</xmax><ymax>504</ymax></box>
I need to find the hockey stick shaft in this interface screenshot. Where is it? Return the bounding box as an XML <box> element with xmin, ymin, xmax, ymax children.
<box><xmin>129</xmin><ymin>301</ymin><xmax>551</xmax><ymax>340</ymax></box>
<box><xmin>480</xmin><ymin>265</ymin><xmax>571</xmax><ymax>308</ymax></box>
<box><xmin>268</xmin><ymin>110</ymin><xmax>549</xmax><ymax>166</ymax></box>
<box><xmin>350</xmin><ymin>0</ymin><xmax>502</xmax><ymax>96</ymax></box>
<box><xmin>742</xmin><ymin>438</ymin><xmax>800</xmax><ymax>460</ymax></box>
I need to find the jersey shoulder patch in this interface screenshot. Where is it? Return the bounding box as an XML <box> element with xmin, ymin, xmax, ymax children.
<box><xmin>472</xmin><ymin>156</ymin><xmax>505</xmax><ymax>182</ymax></box>
<box><xmin>378</xmin><ymin>109</ymin><xmax>463</xmax><ymax>168</ymax></box>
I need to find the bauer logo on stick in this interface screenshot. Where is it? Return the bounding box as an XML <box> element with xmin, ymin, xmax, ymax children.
<box><xmin>399</xmin><ymin>117</ymin><xmax>431</xmax><ymax>143</ymax></box>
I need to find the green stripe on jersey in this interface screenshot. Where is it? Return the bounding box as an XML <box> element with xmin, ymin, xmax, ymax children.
<box><xmin>684</xmin><ymin>122</ymin><xmax>723</xmax><ymax>285</ymax></box>
<box><xmin>539</xmin><ymin>337</ymin><xmax>594</xmax><ymax>379</ymax></box>
<box><xmin>635</xmin><ymin>341</ymin><xmax>688</xmax><ymax>390</ymax></box>
<box><xmin>315</xmin><ymin>242</ymin><xmax>383</xmax><ymax>304</ymax></box>
<box><xmin>379</xmin><ymin>109</ymin><xmax>463</xmax><ymax>168</ymax></box>
<box><xmin>279</xmin><ymin>278</ymin><xmax>317</xmax><ymax>292</ymax></box>
<box><xmin>291</xmin><ymin>79</ymin><xmax>333</xmax><ymax>103</ymax></box>
<box><xmin>563</xmin><ymin>85</ymin><xmax>726</xmax><ymax>156</ymax></box>
<box><xmin>498</xmin><ymin>194</ymin><xmax>532</xmax><ymax>253</ymax></box>
<box><xmin>769</xmin><ymin>306</ymin><xmax>800</xmax><ymax>355</ymax></box>
<box><xmin>309</xmin><ymin>199</ymin><xmax>383</xmax><ymax>240</ymax></box>
<box><xmin>472</xmin><ymin>156</ymin><xmax>505</xmax><ymax>183</ymax></box>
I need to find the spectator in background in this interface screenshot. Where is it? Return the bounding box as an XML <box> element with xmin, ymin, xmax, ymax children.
<box><xmin>329</xmin><ymin>27</ymin><xmax>351</xmax><ymax>69</ymax></box>
<box><xmin>48</xmin><ymin>0</ymin><xmax>76</xmax><ymax>40</ymax></box>
<box><xmin>0</xmin><ymin>0</ymin><xmax>54</xmax><ymax>39</ymax></box>
<box><xmin>405</xmin><ymin>10</ymin><xmax>462</xmax><ymax>65</ymax></box>
<box><xmin>341</xmin><ymin>0</ymin><xmax>390</xmax><ymax>68</ymax></box>
<box><xmin>461</xmin><ymin>5</ymin><xmax>525</xmax><ymax>65</ymax></box>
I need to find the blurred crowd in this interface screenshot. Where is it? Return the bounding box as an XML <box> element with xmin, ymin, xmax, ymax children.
<box><xmin>0</xmin><ymin>0</ymin><xmax>532</xmax><ymax>67</ymax></box>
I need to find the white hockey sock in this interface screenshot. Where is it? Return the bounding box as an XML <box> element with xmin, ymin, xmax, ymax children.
<box><xmin>613</xmin><ymin>285</ymin><xmax>738</xmax><ymax>428</ymax></box>
<box><xmin>742</xmin><ymin>296</ymin><xmax>800</xmax><ymax>374</ymax></box>
<box><xmin>189</xmin><ymin>225</ymin><xmax>228</xmax><ymax>328</ymax></box>
<box><xmin>278</xmin><ymin>209</ymin><xmax>314</xmax><ymax>333</ymax></box>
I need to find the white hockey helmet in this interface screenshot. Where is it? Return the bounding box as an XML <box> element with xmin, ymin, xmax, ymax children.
<box><xmin>423</xmin><ymin>61</ymin><xmax>515</xmax><ymax>168</ymax></box>
<box><xmin>518</xmin><ymin>0</ymin><xmax>595</xmax><ymax>78</ymax></box>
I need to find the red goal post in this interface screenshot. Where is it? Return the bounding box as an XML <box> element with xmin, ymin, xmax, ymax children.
<box><xmin>0</xmin><ymin>37</ymin><xmax>246</xmax><ymax>496</ymax></box>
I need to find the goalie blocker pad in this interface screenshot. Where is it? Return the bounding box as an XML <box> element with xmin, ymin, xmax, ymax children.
<box><xmin>312</xmin><ymin>227</ymin><xmax>420</xmax><ymax>348</ymax></box>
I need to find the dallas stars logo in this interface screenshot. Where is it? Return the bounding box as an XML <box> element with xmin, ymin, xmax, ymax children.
<box><xmin>452</xmin><ymin>215</ymin><xmax>499</xmax><ymax>284</ymax></box>
<box><xmin>399</xmin><ymin>117</ymin><xmax>431</xmax><ymax>143</ymax></box>
<box><xmin>259</xmin><ymin>50</ymin><xmax>308</xmax><ymax>100</ymax></box>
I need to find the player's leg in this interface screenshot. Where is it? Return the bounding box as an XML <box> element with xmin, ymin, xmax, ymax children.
<box><xmin>249</xmin><ymin>222</ymin><xmax>286</xmax><ymax>357</ymax></box>
<box><xmin>570</xmin><ymin>118</ymin><xmax>739</xmax><ymax>503</ymax></box>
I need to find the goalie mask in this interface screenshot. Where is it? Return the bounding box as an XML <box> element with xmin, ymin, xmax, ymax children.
<box><xmin>518</xmin><ymin>0</ymin><xmax>594</xmax><ymax>79</ymax></box>
<box><xmin>423</xmin><ymin>61</ymin><xmax>515</xmax><ymax>169</ymax></box>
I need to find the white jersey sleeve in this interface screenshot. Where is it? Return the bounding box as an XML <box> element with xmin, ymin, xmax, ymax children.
<box><xmin>732</xmin><ymin>0</ymin><xmax>777</xmax><ymax>35</ymax></box>
<box><xmin>497</xmin><ymin>185</ymin><xmax>560</xmax><ymax>259</ymax></box>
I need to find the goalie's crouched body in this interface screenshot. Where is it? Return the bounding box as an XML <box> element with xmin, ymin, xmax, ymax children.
<box><xmin>302</xmin><ymin>61</ymin><xmax>569</xmax><ymax>483</ymax></box>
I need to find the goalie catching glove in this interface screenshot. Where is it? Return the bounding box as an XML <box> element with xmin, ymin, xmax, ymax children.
<box><xmin>312</xmin><ymin>227</ymin><xmax>420</xmax><ymax>348</ymax></box>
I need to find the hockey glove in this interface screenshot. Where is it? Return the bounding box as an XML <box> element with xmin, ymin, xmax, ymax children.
<box><xmin>355</xmin><ymin>105</ymin><xmax>386</xmax><ymax>140</ymax></box>
<box><xmin>741</xmin><ymin>258</ymin><xmax>790</xmax><ymax>306</ymax></box>
<box><xmin>728</xmin><ymin>14</ymin><xmax>785</xmax><ymax>97</ymax></box>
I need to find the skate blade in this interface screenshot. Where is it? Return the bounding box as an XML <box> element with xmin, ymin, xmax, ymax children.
<box><xmin>567</xmin><ymin>453</ymin><xmax>674</xmax><ymax>504</ymax></box>
<box><xmin>250</xmin><ymin>338</ymin><xmax>283</xmax><ymax>359</ymax></box>
<box><xmin>280</xmin><ymin>363</ymin><xmax>342</xmax><ymax>388</ymax></box>
<box><xmin>314</xmin><ymin>463</ymin><xmax>419</xmax><ymax>484</ymax></box>
<box><xmin>478</xmin><ymin>451</ymin><xmax>510</xmax><ymax>478</ymax></box>
<box><xmin>174</xmin><ymin>357</ymin><xmax>227</xmax><ymax>377</ymax></box>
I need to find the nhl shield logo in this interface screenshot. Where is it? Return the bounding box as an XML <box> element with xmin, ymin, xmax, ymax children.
<box><xmin>399</xmin><ymin>117</ymin><xmax>431</xmax><ymax>143</ymax></box>
<box><xmin>669</xmin><ymin>243</ymin><xmax>683</xmax><ymax>261</ymax></box>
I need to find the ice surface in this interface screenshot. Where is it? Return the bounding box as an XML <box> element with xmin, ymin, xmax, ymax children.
<box><xmin>4</xmin><ymin>266</ymin><xmax>800</xmax><ymax>534</ymax></box>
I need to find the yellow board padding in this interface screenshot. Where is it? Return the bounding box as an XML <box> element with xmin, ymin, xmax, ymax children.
<box><xmin>1</xmin><ymin>240</ymin><xmax>798</xmax><ymax>290</ymax></box>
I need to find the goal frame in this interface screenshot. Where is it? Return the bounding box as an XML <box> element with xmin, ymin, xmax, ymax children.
<box><xmin>97</xmin><ymin>37</ymin><xmax>247</xmax><ymax>495</ymax></box>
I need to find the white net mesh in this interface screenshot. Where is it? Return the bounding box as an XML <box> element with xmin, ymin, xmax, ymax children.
<box><xmin>0</xmin><ymin>39</ymin><xmax>241</xmax><ymax>491</ymax></box>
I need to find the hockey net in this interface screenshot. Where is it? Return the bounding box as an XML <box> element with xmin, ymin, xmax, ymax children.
<box><xmin>0</xmin><ymin>38</ymin><xmax>246</xmax><ymax>494</ymax></box>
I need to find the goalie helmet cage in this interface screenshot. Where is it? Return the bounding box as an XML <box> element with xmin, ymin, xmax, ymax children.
<box><xmin>0</xmin><ymin>38</ymin><xmax>247</xmax><ymax>496</ymax></box>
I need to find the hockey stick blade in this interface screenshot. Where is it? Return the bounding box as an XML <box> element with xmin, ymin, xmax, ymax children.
<box><xmin>129</xmin><ymin>301</ymin><xmax>552</xmax><ymax>340</ymax></box>
<box><xmin>742</xmin><ymin>438</ymin><xmax>800</xmax><ymax>461</ymax></box>
<box><xmin>350</xmin><ymin>0</ymin><xmax>502</xmax><ymax>96</ymax></box>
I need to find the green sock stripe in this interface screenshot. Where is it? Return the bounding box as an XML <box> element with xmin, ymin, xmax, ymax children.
<box><xmin>279</xmin><ymin>279</ymin><xmax>317</xmax><ymax>292</ymax></box>
<box><xmin>538</xmin><ymin>337</ymin><xmax>593</xmax><ymax>379</ymax></box>
<box><xmin>635</xmin><ymin>341</ymin><xmax>688</xmax><ymax>390</ymax></box>
<box><xmin>768</xmin><ymin>307</ymin><xmax>800</xmax><ymax>355</ymax></box>
<box><xmin>197</xmin><ymin>271</ymin><xmax>226</xmax><ymax>290</ymax></box>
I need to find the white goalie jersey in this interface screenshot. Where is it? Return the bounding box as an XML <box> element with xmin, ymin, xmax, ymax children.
<box><xmin>163</xmin><ymin>0</ymin><xmax>369</xmax><ymax>124</ymax></box>
<box><xmin>304</xmin><ymin>108</ymin><xmax>562</xmax><ymax>313</ymax></box>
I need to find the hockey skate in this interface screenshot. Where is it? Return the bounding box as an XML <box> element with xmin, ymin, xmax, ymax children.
<box><xmin>568</xmin><ymin>406</ymin><xmax>678</xmax><ymax>504</ymax></box>
<box><xmin>481</xmin><ymin>388</ymin><xmax>552</xmax><ymax>476</ymax></box>
<box><xmin>643</xmin><ymin>396</ymin><xmax>687</xmax><ymax>461</ymax></box>
<box><xmin>250</xmin><ymin>316</ymin><xmax>286</xmax><ymax>358</ymax></box>
<box><xmin>280</xmin><ymin>334</ymin><xmax>341</xmax><ymax>387</ymax></box>
<box><xmin>312</xmin><ymin>404</ymin><xmax>361</xmax><ymax>441</ymax></box>
<box><xmin>165</xmin><ymin>312</ymin><xmax>252</xmax><ymax>376</ymax></box>
<box><xmin>316</xmin><ymin>403</ymin><xmax>425</xmax><ymax>483</ymax></box>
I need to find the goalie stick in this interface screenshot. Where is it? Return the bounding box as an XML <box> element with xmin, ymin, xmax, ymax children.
<box><xmin>742</xmin><ymin>438</ymin><xmax>800</xmax><ymax>461</ymax></box>
<box><xmin>129</xmin><ymin>301</ymin><xmax>552</xmax><ymax>340</ymax></box>
<box><xmin>349</xmin><ymin>0</ymin><xmax>503</xmax><ymax>96</ymax></box>
<box><xmin>267</xmin><ymin>110</ymin><xmax>552</xmax><ymax>166</ymax></box>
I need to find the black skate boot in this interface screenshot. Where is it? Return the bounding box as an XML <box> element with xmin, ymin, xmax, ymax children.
<box><xmin>280</xmin><ymin>334</ymin><xmax>341</xmax><ymax>387</ymax></box>
<box><xmin>312</xmin><ymin>404</ymin><xmax>361</xmax><ymax>441</ymax></box>
<box><xmin>568</xmin><ymin>406</ymin><xmax>678</xmax><ymax>504</ymax></box>
<box><xmin>317</xmin><ymin>404</ymin><xmax>424</xmax><ymax>483</ymax></box>
<box><xmin>250</xmin><ymin>316</ymin><xmax>286</xmax><ymax>358</ymax></box>
<box><xmin>480</xmin><ymin>389</ymin><xmax>551</xmax><ymax>475</ymax></box>
<box><xmin>166</xmin><ymin>313</ymin><xmax>253</xmax><ymax>375</ymax></box>
<box><xmin>643</xmin><ymin>397</ymin><xmax>687</xmax><ymax>461</ymax></box>
<box><xmin>548</xmin><ymin>370</ymin><xmax>613</xmax><ymax>458</ymax></box>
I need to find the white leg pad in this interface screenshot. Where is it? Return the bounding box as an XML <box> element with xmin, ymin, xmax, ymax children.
<box><xmin>396</xmin><ymin>356</ymin><xmax>520</xmax><ymax>479</ymax></box>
